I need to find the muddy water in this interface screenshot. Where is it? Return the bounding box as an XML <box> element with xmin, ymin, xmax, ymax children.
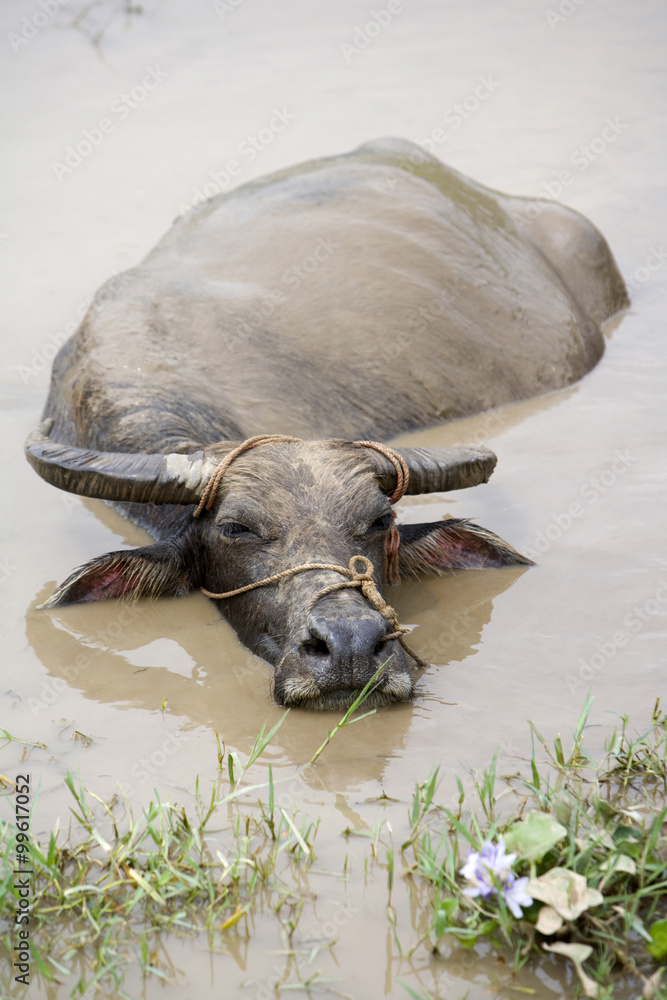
<box><xmin>1</xmin><ymin>0</ymin><xmax>666</xmax><ymax>997</ymax></box>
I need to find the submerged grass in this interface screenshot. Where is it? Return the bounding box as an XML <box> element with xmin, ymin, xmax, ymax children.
<box><xmin>308</xmin><ymin>660</ymin><xmax>386</xmax><ymax>764</ymax></box>
<box><xmin>401</xmin><ymin>695</ymin><xmax>667</xmax><ymax>999</ymax></box>
<box><xmin>2</xmin><ymin>691</ymin><xmax>665</xmax><ymax>999</ymax></box>
<box><xmin>0</xmin><ymin>682</ymin><xmax>383</xmax><ymax>998</ymax></box>
<box><xmin>0</xmin><ymin>711</ymin><xmax>321</xmax><ymax>997</ymax></box>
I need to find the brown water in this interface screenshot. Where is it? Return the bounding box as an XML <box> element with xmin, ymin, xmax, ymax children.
<box><xmin>1</xmin><ymin>1</ymin><xmax>666</xmax><ymax>997</ymax></box>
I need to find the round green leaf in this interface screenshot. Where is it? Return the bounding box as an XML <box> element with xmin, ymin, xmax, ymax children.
<box><xmin>647</xmin><ymin>919</ymin><xmax>667</xmax><ymax>962</ymax></box>
<box><xmin>504</xmin><ymin>811</ymin><xmax>567</xmax><ymax>862</ymax></box>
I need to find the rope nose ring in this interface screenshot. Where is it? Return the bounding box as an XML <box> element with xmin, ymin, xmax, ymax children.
<box><xmin>202</xmin><ymin>555</ymin><xmax>427</xmax><ymax>667</ymax></box>
<box><xmin>196</xmin><ymin>435</ymin><xmax>427</xmax><ymax>666</ymax></box>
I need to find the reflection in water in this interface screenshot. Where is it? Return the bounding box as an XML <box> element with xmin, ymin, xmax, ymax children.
<box><xmin>391</xmin><ymin>381</ymin><xmax>577</xmax><ymax>451</ymax></box>
<box><xmin>5</xmin><ymin>0</ymin><xmax>663</xmax><ymax>993</ymax></box>
<box><xmin>25</xmin><ymin>564</ymin><xmax>528</xmax><ymax>788</ymax></box>
<box><xmin>397</xmin><ymin>566</ymin><xmax>527</xmax><ymax>669</ymax></box>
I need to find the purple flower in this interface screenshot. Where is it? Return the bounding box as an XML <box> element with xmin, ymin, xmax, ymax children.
<box><xmin>459</xmin><ymin>839</ymin><xmax>533</xmax><ymax>917</ymax></box>
<box><xmin>460</xmin><ymin>839</ymin><xmax>516</xmax><ymax>894</ymax></box>
<box><xmin>502</xmin><ymin>874</ymin><xmax>533</xmax><ymax>918</ymax></box>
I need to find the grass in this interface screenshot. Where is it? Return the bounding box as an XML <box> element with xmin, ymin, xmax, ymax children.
<box><xmin>0</xmin><ymin>711</ymin><xmax>321</xmax><ymax>997</ymax></box>
<box><xmin>400</xmin><ymin>694</ymin><xmax>667</xmax><ymax>999</ymax></box>
<box><xmin>0</xmin><ymin>680</ymin><xmax>384</xmax><ymax>998</ymax></box>
<box><xmin>308</xmin><ymin>661</ymin><xmax>386</xmax><ymax>764</ymax></box>
<box><xmin>2</xmin><ymin>693</ymin><xmax>665</xmax><ymax>999</ymax></box>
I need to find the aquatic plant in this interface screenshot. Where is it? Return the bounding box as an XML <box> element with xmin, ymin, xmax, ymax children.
<box><xmin>401</xmin><ymin>694</ymin><xmax>667</xmax><ymax>999</ymax></box>
<box><xmin>2</xmin><ymin>693</ymin><xmax>665</xmax><ymax>999</ymax></box>
<box><xmin>459</xmin><ymin>839</ymin><xmax>533</xmax><ymax>917</ymax></box>
<box><xmin>0</xmin><ymin>712</ymin><xmax>319</xmax><ymax>997</ymax></box>
<box><xmin>0</xmin><ymin>672</ymin><xmax>385</xmax><ymax>998</ymax></box>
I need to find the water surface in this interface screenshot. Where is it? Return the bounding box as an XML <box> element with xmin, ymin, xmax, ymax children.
<box><xmin>1</xmin><ymin>1</ymin><xmax>665</xmax><ymax>997</ymax></box>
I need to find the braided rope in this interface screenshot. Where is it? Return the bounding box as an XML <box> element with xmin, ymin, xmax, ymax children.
<box><xmin>201</xmin><ymin>561</ymin><xmax>360</xmax><ymax>601</ymax></box>
<box><xmin>352</xmin><ymin>440</ymin><xmax>410</xmax><ymax>503</ymax></box>
<box><xmin>193</xmin><ymin>434</ymin><xmax>410</xmax><ymax>518</ymax></box>
<box><xmin>202</xmin><ymin>555</ymin><xmax>428</xmax><ymax>668</ymax></box>
<box><xmin>194</xmin><ymin>436</ymin><xmax>426</xmax><ymax>666</ymax></box>
<box><xmin>193</xmin><ymin>434</ymin><xmax>301</xmax><ymax>518</ymax></box>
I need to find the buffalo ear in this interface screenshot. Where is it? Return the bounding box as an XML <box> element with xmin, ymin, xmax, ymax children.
<box><xmin>398</xmin><ymin>518</ymin><xmax>533</xmax><ymax>575</ymax></box>
<box><xmin>39</xmin><ymin>539</ymin><xmax>198</xmax><ymax>609</ymax></box>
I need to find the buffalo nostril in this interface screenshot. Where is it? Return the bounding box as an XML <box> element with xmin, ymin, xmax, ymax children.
<box><xmin>305</xmin><ymin>615</ymin><xmax>393</xmax><ymax>665</ymax></box>
<box><xmin>303</xmin><ymin>637</ymin><xmax>330</xmax><ymax>657</ymax></box>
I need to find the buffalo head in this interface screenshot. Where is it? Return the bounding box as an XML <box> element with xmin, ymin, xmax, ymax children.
<box><xmin>25</xmin><ymin>423</ymin><xmax>531</xmax><ymax>709</ymax></box>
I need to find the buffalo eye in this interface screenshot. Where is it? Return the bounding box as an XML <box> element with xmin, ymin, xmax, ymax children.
<box><xmin>219</xmin><ymin>521</ymin><xmax>257</xmax><ymax>539</ymax></box>
<box><xmin>370</xmin><ymin>512</ymin><xmax>393</xmax><ymax>531</ymax></box>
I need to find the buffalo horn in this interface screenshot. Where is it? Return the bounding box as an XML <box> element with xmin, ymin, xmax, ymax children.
<box><xmin>24</xmin><ymin>420</ymin><xmax>221</xmax><ymax>505</ymax></box>
<box><xmin>361</xmin><ymin>444</ymin><xmax>498</xmax><ymax>495</ymax></box>
<box><xmin>26</xmin><ymin>423</ymin><xmax>498</xmax><ymax>505</ymax></box>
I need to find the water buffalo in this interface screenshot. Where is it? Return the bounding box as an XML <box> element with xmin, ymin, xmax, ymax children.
<box><xmin>25</xmin><ymin>138</ymin><xmax>627</xmax><ymax>709</ymax></box>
